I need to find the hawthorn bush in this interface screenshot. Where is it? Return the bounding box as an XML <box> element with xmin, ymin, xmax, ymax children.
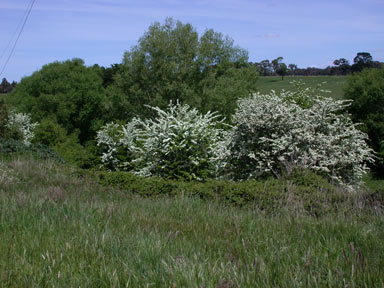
<box><xmin>3</xmin><ymin>111</ymin><xmax>38</xmax><ymax>146</ymax></box>
<box><xmin>218</xmin><ymin>82</ymin><xmax>374</xmax><ymax>189</ymax></box>
<box><xmin>97</xmin><ymin>83</ymin><xmax>373</xmax><ymax>190</ymax></box>
<box><xmin>97</xmin><ymin>102</ymin><xmax>225</xmax><ymax>180</ymax></box>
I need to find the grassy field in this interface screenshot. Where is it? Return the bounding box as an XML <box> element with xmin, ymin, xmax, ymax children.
<box><xmin>1</xmin><ymin>155</ymin><xmax>383</xmax><ymax>287</ymax></box>
<box><xmin>257</xmin><ymin>76</ymin><xmax>348</xmax><ymax>99</ymax></box>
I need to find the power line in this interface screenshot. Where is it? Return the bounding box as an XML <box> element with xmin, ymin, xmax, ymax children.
<box><xmin>0</xmin><ymin>0</ymin><xmax>33</xmax><ymax>62</ymax></box>
<box><xmin>0</xmin><ymin>0</ymin><xmax>36</xmax><ymax>78</ymax></box>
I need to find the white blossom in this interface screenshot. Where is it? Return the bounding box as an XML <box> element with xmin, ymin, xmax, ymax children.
<box><xmin>218</xmin><ymin>83</ymin><xmax>374</xmax><ymax>190</ymax></box>
<box><xmin>6</xmin><ymin>112</ymin><xmax>38</xmax><ymax>146</ymax></box>
<box><xmin>96</xmin><ymin>101</ymin><xmax>226</xmax><ymax>180</ymax></box>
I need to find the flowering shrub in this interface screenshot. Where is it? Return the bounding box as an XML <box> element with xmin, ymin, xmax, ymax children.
<box><xmin>6</xmin><ymin>112</ymin><xmax>38</xmax><ymax>146</ymax></box>
<box><xmin>97</xmin><ymin>102</ymin><xmax>225</xmax><ymax>180</ymax></box>
<box><xmin>96</xmin><ymin>121</ymin><xmax>140</xmax><ymax>171</ymax></box>
<box><xmin>218</xmin><ymin>82</ymin><xmax>374</xmax><ymax>189</ymax></box>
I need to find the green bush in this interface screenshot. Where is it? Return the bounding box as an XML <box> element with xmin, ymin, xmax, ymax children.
<box><xmin>0</xmin><ymin>137</ymin><xmax>64</xmax><ymax>163</ymax></box>
<box><xmin>95</xmin><ymin>169</ymin><xmax>377</xmax><ymax>216</ymax></box>
<box><xmin>344</xmin><ymin>68</ymin><xmax>384</xmax><ymax>177</ymax></box>
<box><xmin>33</xmin><ymin>117</ymin><xmax>68</xmax><ymax>146</ymax></box>
<box><xmin>5</xmin><ymin>58</ymin><xmax>106</xmax><ymax>144</ymax></box>
<box><xmin>53</xmin><ymin>135</ymin><xmax>100</xmax><ymax>168</ymax></box>
<box><xmin>0</xmin><ymin>100</ymin><xmax>9</xmax><ymax>138</ymax></box>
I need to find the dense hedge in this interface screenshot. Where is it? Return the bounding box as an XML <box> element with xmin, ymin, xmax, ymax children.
<box><xmin>95</xmin><ymin>169</ymin><xmax>383</xmax><ymax>216</ymax></box>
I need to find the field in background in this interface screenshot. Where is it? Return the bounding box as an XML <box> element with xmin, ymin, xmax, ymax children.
<box><xmin>0</xmin><ymin>155</ymin><xmax>383</xmax><ymax>287</ymax></box>
<box><xmin>257</xmin><ymin>76</ymin><xmax>348</xmax><ymax>99</ymax></box>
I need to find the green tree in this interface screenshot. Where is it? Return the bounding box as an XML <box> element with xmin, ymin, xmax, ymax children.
<box><xmin>258</xmin><ymin>59</ymin><xmax>273</xmax><ymax>76</ymax></box>
<box><xmin>352</xmin><ymin>52</ymin><xmax>373</xmax><ymax>72</ymax></box>
<box><xmin>344</xmin><ymin>68</ymin><xmax>384</xmax><ymax>176</ymax></box>
<box><xmin>288</xmin><ymin>64</ymin><xmax>298</xmax><ymax>75</ymax></box>
<box><xmin>0</xmin><ymin>78</ymin><xmax>14</xmax><ymax>94</ymax></box>
<box><xmin>109</xmin><ymin>18</ymin><xmax>258</xmax><ymax>121</ymax></box>
<box><xmin>333</xmin><ymin>58</ymin><xmax>350</xmax><ymax>75</ymax></box>
<box><xmin>272</xmin><ymin>57</ymin><xmax>287</xmax><ymax>80</ymax></box>
<box><xmin>5</xmin><ymin>59</ymin><xmax>106</xmax><ymax>144</ymax></box>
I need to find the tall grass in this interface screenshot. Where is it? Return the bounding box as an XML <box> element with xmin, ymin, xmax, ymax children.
<box><xmin>0</xmin><ymin>155</ymin><xmax>383</xmax><ymax>287</ymax></box>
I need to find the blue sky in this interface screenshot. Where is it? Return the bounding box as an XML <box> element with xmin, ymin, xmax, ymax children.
<box><xmin>1</xmin><ymin>0</ymin><xmax>383</xmax><ymax>82</ymax></box>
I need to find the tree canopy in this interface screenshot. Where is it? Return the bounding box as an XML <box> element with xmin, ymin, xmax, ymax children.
<box><xmin>344</xmin><ymin>68</ymin><xmax>384</xmax><ymax>176</ymax></box>
<box><xmin>5</xmin><ymin>59</ymin><xmax>106</xmax><ymax>143</ymax></box>
<box><xmin>108</xmin><ymin>18</ymin><xmax>258</xmax><ymax>121</ymax></box>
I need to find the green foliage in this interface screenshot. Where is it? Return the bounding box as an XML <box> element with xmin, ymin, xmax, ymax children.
<box><xmin>0</xmin><ymin>99</ymin><xmax>9</xmax><ymax>137</ymax></box>
<box><xmin>109</xmin><ymin>18</ymin><xmax>258</xmax><ymax>121</ymax></box>
<box><xmin>53</xmin><ymin>135</ymin><xmax>99</xmax><ymax>168</ymax></box>
<box><xmin>352</xmin><ymin>52</ymin><xmax>373</xmax><ymax>72</ymax></box>
<box><xmin>5</xmin><ymin>58</ymin><xmax>106</xmax><ymax>143</ymax></box>
<box><xmin>0</xmin><ymin>138</ymin><xmax>64</xmax><ymax>162</ymax></box>
<box><xmin>95</xmin><ymin>168</ymin><xmax>382</xmax><ymax>216</ymax></box>
<box><xmin>272</xmin><ymin>56</ymin><xmax>287</xmax><ymax>80</ymax></box>
<box><xmin>32</xmin><ymin>116</ymin><xmax>67</xmax><ymax>146</ymax></box>
<box><xmin>344</xmin><ymin>68</ymin><xmax>384</xmax><ymax>176</ymax></box>
<box><xmin>0</xmin><ymin>78</ymin><xmax>15</xmax><ymax>94</ymax></box>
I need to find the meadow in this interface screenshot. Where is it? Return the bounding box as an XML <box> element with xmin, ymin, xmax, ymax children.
<box><xmin>257</xmin><ymin>76</ymin><xmax>348</xmax><ymax>99</ymax></box>
<box><xmin>1</xmin><ymin>155</ymin><xmax>383</xmax><ymax>287</ymax></box>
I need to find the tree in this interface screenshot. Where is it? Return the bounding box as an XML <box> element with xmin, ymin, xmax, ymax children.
<box><xmin>100</xmin><ymin>64</ymin><xmax>122</xmax><ymax>88</ymax></box>
<box><xmin>333</xmin><ymin>58</ymin><xmax>350</xmax><ymax>75</ymax></box>
<box><xmin>352</xmin><ymin>52</ymin><xmax>373</xmax><ymax>72</ymax></box>
<box><xmin>344</xmin><ymin>68</ymin><xmax>384</xmax><ymax>177</ymax></box>
<box><xmin>272</xmin><ymin>57</ymin><xmax>287</xmax><ymax>80</ymax></box>
<box><xmin>257</xmin><ymin>60</ymin><xmax>273</xmax><ymax>76</ymax></box>
<box><xmin>109</xmin><ymin>18</ymin><xmax>258</xmax><ymax>121</ymax></box>
<box><xmin>0</xmin><ymin>78</ymin><xmax>14</xmax><ymax>94</ymax></box>
<box><xmin>288</xmin><ymin>64</ymin><xmax>298</xmax><ymax>75</ymax></box>
<box><xmin>5</xmin><ymin>59</ymin><xmax>106</xmax><ymax>144</ymax></box>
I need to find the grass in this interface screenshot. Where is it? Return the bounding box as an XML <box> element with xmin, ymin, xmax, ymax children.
<box><xmin>1</xmin><ymin>155</ymin><xmax>383</xmax><ymax>287</ymax></box>
<box><xmin>257</xmin><ymin>76</ymin><xmax>348</xmax><ymax>99</ymax></box>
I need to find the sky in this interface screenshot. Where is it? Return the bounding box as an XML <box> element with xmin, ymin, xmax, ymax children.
<box><xmin>1</xmin><ymin>0</ymin><xmax>383</xmax><ymax>82</ymax></box>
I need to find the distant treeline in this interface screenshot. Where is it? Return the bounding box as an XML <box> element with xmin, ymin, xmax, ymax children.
<box><xmin>252</xmin><ymin>52</ymin><xmax>383</xmax><ymax>77</ymax></box>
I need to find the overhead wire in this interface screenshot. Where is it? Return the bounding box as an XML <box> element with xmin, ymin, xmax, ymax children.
<box><xmin>0</xmin><ymin>0</ymin><xmax>33</xmax><ymax>62</ymax></box>
<box><xmin>0</xmin><ymin>0</ymin><xmax>36</xmax><ymax>78</ymax></box>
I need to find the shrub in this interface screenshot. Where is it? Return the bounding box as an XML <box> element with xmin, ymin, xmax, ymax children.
<box><xmin>0</xmin><ymin>100</ymin><xmax>9</xmax><ymax>137</ymax></box>
<box><xmin>32</xmin><ymin>117</ymin><xmax>67</xmax><ymax>146</ymax></box>
<box><xmin>0</xmin><ymin>137</ymin><xmax>64</xmax><ymax>163</ymax></box>
<box><xmin>95</xmin><ymin>169</ymin><xmax>380</xmax><ymax>216</ymax></box>
<box><xmin>344</xmin><ymin>68</ymin><xmax>384</xmax><ymax>177</ymax></box>
<box><xmin>218</xmin><ymin>81</ymin><xmax>374</xmax><ymax>189</ymax></box>
<box><xmin>96</xmin><ymin>102</ymin><xmax>225</xmax><ymax>181</ymax></box>
<box><xmin>96</xmin><ymin>121</ymin><xmax>137</xmax><ymax>171</ymax></box>
<box><xmin>3</xmin><ymin>111</ymin><xmax>38</xmax><ymax>146</ymax></box>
